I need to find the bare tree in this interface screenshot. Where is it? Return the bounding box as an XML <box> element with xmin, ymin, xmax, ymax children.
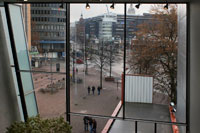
<box><xmin>92</xmin><ymin>41</ymin><xmax>109</xmax><ymax>88</ymax></box>
<box><xmin>106</xmin><ymin>43</ymin><xmax>119</xmax><ymax>77</ymax></box>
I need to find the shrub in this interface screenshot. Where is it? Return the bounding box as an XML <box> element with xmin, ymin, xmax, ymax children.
<box><xmin>6</xmin><ymin>115</ymin><xmax>72</xmax><ymax>133</ymax></box>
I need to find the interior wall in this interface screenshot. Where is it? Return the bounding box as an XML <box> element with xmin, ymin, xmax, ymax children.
<box><xmin>190</xmin><ymin>0</ymin><xmax>200</xmax><ymax>132</ymax></box>
<box><xmin>0</xmin><ymin>8</ymin><xmax>21</xmax><ymax>132</ymax></box>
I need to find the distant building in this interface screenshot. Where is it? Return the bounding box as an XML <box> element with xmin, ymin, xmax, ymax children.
<box><xmin>99</xmin><ymin>13</ymin><xmax>117</xmax><ymax>41</ymax></box>
<box><xmin>31</xmin><ymin>3</ymin><xmax>66</xmax><ymax>58</ymax></box>
<box><xmin>79</xmin><ymin>12</ymin><xmax>154</xmax><ymax>45</ymax></box>
<box><xmin>76</xmin><ymin>13</ymin><xmax>85</xmax><ymax>46</ymax></box>
<box><xmin>22</xmin><ymin>4</ymin><xmax>32</xmax><ymax>51</ymax></box>
<box><xmin>70</xmin><ymin>22</ymin><xmax>76</xmax><ymax>42</ymax></box>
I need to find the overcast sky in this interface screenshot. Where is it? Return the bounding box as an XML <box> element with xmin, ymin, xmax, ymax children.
<box><xmin>70</xmin><ymin>4</ymin><xmax>153</xmax><ymax>22</ymax></box>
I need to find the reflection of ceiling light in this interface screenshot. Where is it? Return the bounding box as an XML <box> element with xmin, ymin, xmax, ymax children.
<box><xmin>171</xmin><ymin>108</ymin><xmax>176</xmax><ymax>113</ymax></box>
<box><xmin>110</xmin><ymin>3</ymin><xmax>114</xmax><ymax>9</ymax></box>
<box><xmin>24</xmin><ymin>0</ymin><xmax>28</xmax><ymax>1</ymax></box>
<box><xmin>86</xmin><ymin>3</ymin><xmax>90</xmax><ymax>9</ymax></box>
<box><xmin>135</xmin><ymin>3</ymin><xmax>140</xmax><ymax>9</ymax></box>
<box><xmin>164</xmin><ymin>3</ymin><xmax>168</xmax><ymax>9</ymax></box>
<box><xmin>170</xmin><ymin>102</ymin><xmax>175</xmax><ymax>107</ymax></box>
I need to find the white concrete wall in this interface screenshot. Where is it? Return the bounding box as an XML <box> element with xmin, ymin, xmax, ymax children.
<box><xmin>190</xmin><ymin>0</ymin><xmax>200</xmax><ymax>132</ymax></box>
<box><xmin>0</xmin><ymin>8</ymin><xmax>21</xmax><ymax>132</ymax></box>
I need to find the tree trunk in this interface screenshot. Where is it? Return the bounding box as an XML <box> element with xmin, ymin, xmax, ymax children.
<box><xmin>72</xmin><ymin>56</ymin><xmax>75</xmax><ymax>81</ymax></box>
<box><xmin>85</xmin><ymin>58</ymin><xmax>88</xmax><ymax>74</ymax></box>
<box><xmin>109</xmin><ymin>61</ymin><xmax>112</xmax><ymax>77</ymax></box>
<box><xmin>100</xmin><ymin>66</ymin><xmax>102</xmax><ymax>88</ymax></box>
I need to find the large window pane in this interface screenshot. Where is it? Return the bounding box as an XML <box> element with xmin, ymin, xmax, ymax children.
<box><xmin>70</xmin><ymin>4</ymin><xmax>123</xmax><ymax>118</ymax></box>
<box><xmin>33</xmin><ymin>72</ymin><xmax>66</xmax><ymax>118</ymax></box>
<box><xmin>29</xmin><ymin>3</ymin><xmax>67</xmax><ymax>119</ymax></box>
<box><xmin>125</xmin><ymin>4</ymin><xmax>187</xmax><ymax>127</ymax></box>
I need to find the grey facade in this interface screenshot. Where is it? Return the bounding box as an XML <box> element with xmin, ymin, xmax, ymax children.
<box><xmin>31</xmin><ymin>3</ymin><xmax>66</xmax><ymax>57</ymax></box>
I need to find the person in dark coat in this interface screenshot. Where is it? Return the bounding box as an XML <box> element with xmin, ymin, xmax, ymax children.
<box><xmin>97</xmin><ymin>86</ymin><xmax>101</xmax><ymax>95</ymax></box>
<box><xmin>83</xmin><ymin>116</ymin><xmax>89</xmax><ymax>131</ymax></box>
<box><xmin>88</xmin><ymin>117</ymin><xmax>93</xmax><ymax>133</ymax></box>
<box><xmin>92</xmin><ymin>86</ymin><xmax>95</xmax><ymax>95</ymax></box>
<box><xmin>88</xmin><ymin>86</ymin><xmax>91</xmax><ymax>95</ymax></box>
<box><xmin>92</xmin><ymin>119</ymin><xmax>97</xmax><ymax>133</ymax></box>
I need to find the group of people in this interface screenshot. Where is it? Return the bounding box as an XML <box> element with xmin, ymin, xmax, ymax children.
<box><xmin>83</xmin><ymin>116</ymin><xmax>97</xmax><ymax>133</ymax></box>
<box><xmin>87</xmin><ymin>86</ymin><xmax>102</xmax><ymax>95</ymax></box>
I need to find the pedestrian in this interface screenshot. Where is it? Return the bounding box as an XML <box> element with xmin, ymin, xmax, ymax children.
<box><xmin>88</xmin><ymin>117</ymin><xmax>93</xmax><ymax>133</ymax></box>
<box><xmin>76</xmin><ymin>68</ymin><xmax>78</xmax><ymax>73</ymax></box>
<box><xmin>83</xmin><ymin>116</ymin><xmax>89</xmax><ymax>131</ymax></box>
<box><xmin>97</xmin><ymin>86</ymin><xmax>101</xmax><ymax>95</ymax></box>
<box><xmin>92</xmin><ymin>119</ymin><xmax>97</xmax><ymax>133</ymax></box>
<box><xmin>92</xmin><ymin>86</ymin><xmax>95</xmax><ymax>95</ymax></box>
<box><xmin>88</xmin><ymin>86</ymin><xmax>91</xmax><ymax>95</ymax></box>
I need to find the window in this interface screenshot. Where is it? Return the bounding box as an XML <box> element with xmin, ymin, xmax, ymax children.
<box><xmin>3</xmin><ymin>3</ymin><xmax>187</xmax><ymax>133</ymax></box>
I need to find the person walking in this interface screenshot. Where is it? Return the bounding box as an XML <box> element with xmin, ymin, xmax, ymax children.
<box><xmin>88</xmin><ymin>117</ymin><xmax>93</xmax><ymax>133</ymax></box>
<box><xmin>88</xmin><ymin>86</ymin><xmax>91</xmax><ymax>95</ymax></box>
<box><xmin>83</xmin><ymin>116</ymin><xmax>89</xmax><ymax>131</ymax></box>
<box><xmin>97</xmin><ymin>86</ymin><xmax>101</xmax><ymax>95</ymax></box>
<box><xmin>92</xmin><ymin>86</ymin><xmax>95</xmax><ymax>95</ymax></box>
<box><xmin>92</xmin><ymin>119</ymin><xmax>97</xmax><ymax>133</ymax></box>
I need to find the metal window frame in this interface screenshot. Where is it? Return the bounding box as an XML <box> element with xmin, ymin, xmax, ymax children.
<box><xmin>186</xmin><ymin>3</ymin><xmax>190</xmax><ymax>132</ymax></box>
<box><xmin>3</xmin><ymin>1</ymin><xmax>189</xmax><ymax>132</ymax></box>
<box><xmin>123</xmin><ymin>3</ymin><xmax>127</xmax><ymax>120</ymax></box>
<box><xmin>2</xmin><ymin>0</ymin><xmax>189</xmax><ymax>4</ymax></box>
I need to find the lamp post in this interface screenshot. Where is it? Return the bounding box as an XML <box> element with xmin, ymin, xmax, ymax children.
<box><xmin>85</xmin><ymin>34</ymin><xmax>89</xmax><ymax>74</ymax></box>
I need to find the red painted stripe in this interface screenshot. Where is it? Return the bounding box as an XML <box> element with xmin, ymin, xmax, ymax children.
<box><xmin>169</xmin><ymin>106</ymin><xmax>179</xmax><ymax>133</ymax></box>
<box><xmin>102</xmin><ymin>101</ymin><xmax>122</xmax><ymax>133</ymax></box>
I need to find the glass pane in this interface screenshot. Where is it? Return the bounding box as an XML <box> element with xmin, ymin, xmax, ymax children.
<box><xmin>9</xmin><ymin>4</ymin><xmax>38</xmax><ymax>116</ymax></box>
<box><xmin>110</xmin><ymin>121</ymin><xmax>155</xmax><ymax>133</ymax></box>
<box><xmin>157</xmin><ymin>124</ymin><xmax>174</xmax><ymax>133</ymax></box>
<box><xmin>33</xmin><ymin>72</ymin><xmax>66</xmax><ymax>118</ymax></box>
<box><xmin>125</xmin><ymin>3</ymin><xmax>187</xmax><ymax>124</ymax></box>
<box><xmin>25</xmin><ymin>92</ymin><xmax>38</xmax><ymax>117</ymax></box>
<box><xmin>110</xmin><ymin>119</ymin><xmax>135</xmax><ymax>133</ymax></box>
<box><xmin>29</xmin><ymin>3</ymin><xmax>66</xmax><ymax>73</ymax></box>
<box><xmin>9</xmin><ymin>5</ymin><xmax>31</xmax><ymax>70</ymax></box>
<box><xmin>70</xmin><ymin>4</ymin><xmax>123</xmax><ymax>117</ymax></box>
<box><xmin>71</xmin><ymin>115</ymin><xmax>109</xmax><ymax>133</ymax></box>
<box><xmin>20</xmin><ymin>72</ymin><xmax>35</xmax><ymax>93</ymax></box>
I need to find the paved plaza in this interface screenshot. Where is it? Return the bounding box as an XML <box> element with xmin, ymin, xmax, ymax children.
<box><xmin>33</xmin><ymin>61</ymin><xmax>121</xmax><ymax>133</ymax></box>
<box><xmin>32</xmin><ymin>60</ymin><xmax>171</xmax><ymax>133</ymax></box>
